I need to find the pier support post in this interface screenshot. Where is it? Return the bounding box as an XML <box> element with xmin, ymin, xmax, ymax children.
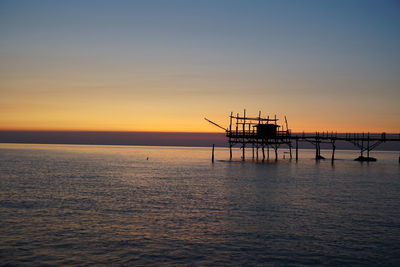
<box><xmin>267</xmin><ymin>146</ymin><xmax>270</xmax><ymax>159</ymax></box>
<box><xmin>289</xmin><ymin>144</ymin><xmax>293</xmax><ymax>159</ymax></box>
<box><xmin>242</xmin><ymin>109</ymin><xmax>246</xmax><ymax>161</ymax></box>
<box><xmin>229</xmin><ymin>143</ymin><xmax>232</xmax><ymax>160</ymax></box>
<box><xmin>262</xmin><ymin>145</ymin><xmax>265</xmax><ymax>160</ymax></box>
<box><xmin>212</xmin><ymin>144</ymin><xmax>215</xmax><ymax>163</ymax></box>
<box><xmin>315</xmin><ymin>142</ymin><xmax>324</xmax><ymax>160</ymax></box>
<box><xmin>331</xmin><ymin>142</ymin><xmax>336</xmax><ymax>162</ymax></box>
<box><xmin>274</xmin><ymin>147</ymin><xmax>278</xmax><ymax>160</ymax></box>
<box><xmin>252</xmin><ymin>143</ymin><xmax>255</xmax><ymax>159</ymax></box>
<box><xmin>295</xmin><ymin>139</ymin><xmax>299</xmax><ymax>161</ymax></box>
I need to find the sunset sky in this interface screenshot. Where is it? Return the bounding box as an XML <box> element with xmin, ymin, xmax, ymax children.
<box><xmin>1</xmin><ymin>0</ymin><xmax>399</xmax><ymax>133</ymax></box>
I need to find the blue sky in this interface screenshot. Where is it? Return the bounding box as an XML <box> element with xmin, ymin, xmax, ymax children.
<box><xmin>0</xmin><ymin>0</ymin><xmax>399</xmax><ymax>132</ymax></box>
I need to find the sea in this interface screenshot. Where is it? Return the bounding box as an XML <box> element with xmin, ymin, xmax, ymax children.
<box><xmin>1</xmin><ymin>143</ymin><xmax>399</xmax><ymax>266</ymax></box>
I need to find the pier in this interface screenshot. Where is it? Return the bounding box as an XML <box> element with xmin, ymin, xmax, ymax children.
<box><xmin>205</xmin><ymin>110</ymin><xmax>400</xmax><ymax>162</ymax></box>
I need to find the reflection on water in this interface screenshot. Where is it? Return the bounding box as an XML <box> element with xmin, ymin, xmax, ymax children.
<box><xmin>0</xmin><ymin>144</ymin><xmax>399</xmax><ymax>266</ymax></box>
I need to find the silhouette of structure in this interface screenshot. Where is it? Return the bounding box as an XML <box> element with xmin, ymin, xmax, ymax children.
<box><xmin>205</xmin><ymin>110</ymin><xmax>400</xmax><ymax>162</ymax></box>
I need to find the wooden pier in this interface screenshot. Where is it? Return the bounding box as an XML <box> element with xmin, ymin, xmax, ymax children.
<box><xmin>205</xmin><ymin>110</ymin><xmax>400</xmax><ymax>162</ymax></box>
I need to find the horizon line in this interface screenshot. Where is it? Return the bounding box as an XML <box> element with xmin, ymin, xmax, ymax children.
<box><xmin>0</xmin><ymin>129</ymin><xmax>398</xmax><ymax>134</ymax></box>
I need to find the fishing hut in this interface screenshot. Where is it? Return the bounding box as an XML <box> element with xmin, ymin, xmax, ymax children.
<box><xmin>205</xmin><ymin>110</ymin><xmax>292</xmax><ymax>160</ymax></box>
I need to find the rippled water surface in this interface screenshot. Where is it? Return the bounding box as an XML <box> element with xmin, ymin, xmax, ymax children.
<box><xmin>1</xmin><ymin>144</ymin><xmax>400</xmax><ymax>266</ymax></box>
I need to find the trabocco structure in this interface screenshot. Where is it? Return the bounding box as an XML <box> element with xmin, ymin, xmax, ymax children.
<box><xmin>205</xmin><ymin>110</ymin><xmax>400</xmax><ymax>162</ymax></box>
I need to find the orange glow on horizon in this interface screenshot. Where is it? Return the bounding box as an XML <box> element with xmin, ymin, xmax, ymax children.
<box><xmin>1</xmin><ymin>1</ymin><xmax>399</xmax><ymax>137</ymax></box>
<box><xmin>0</xmin><ymin>114</ymin><xmax>398</xmax><ymax>134</ymax></box>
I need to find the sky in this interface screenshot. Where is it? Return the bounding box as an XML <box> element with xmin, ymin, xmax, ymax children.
<box><xmin>0</xmin><ymin>0</ymin><xmax>399</xmax><ymax>133</ymax></box>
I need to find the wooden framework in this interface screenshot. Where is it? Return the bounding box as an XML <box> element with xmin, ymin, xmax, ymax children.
<box><xmin>226</xmin><ymin>109</ymin><xmax>292</xmax><ymax>160</ymax></box>
<box><xmin>205</xmin><ymin>110</ymin><xmax>400</xmax><ymax>162</ymax></box>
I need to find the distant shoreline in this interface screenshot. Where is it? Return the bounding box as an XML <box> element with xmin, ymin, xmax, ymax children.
<box><xmin>0</xmin><ymin>131</ymin><xmax>399</xmax><ymax>151</ymax></box>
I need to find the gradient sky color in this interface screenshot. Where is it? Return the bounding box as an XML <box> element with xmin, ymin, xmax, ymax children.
<box><xmin>1</xmin><ymin>0</ymin><xmax>399</xmax><ymax>133</ymax></box>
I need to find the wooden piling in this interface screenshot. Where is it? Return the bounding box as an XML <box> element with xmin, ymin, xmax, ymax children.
<box><xmin>295</xmin><ymin>138</ymin><xmax>299</xmax><ymax>161</ymax></box>
<box><xmin>315</xmin><ymin>132</ymin><xmax>319</xmax><ymax>159</ymax></box>
<box><xmin>242</xmin><ymin>109</ymin><xmax>246</xmax><ymax>161</ymax></box>
<box><xmin>212</xmin><ymin>144</ymin><xmax>215</xmax><ymax>163</ymax></box>
<box><xmin>262</xmin><ymin>145</ymin><xmax>265</xmax><ymax>160</ymax></box>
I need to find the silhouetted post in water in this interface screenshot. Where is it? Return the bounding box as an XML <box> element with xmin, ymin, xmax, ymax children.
<box><xmin>229</xmin><ymin>112</ymin><xmax>233</xmax><ymax>160</ymax></box>
<box><xmin>252</xmin><ymin>143</ymin><xmax>255</xmax><ymax>159</ymax></box>
<box><xmin>211</xmin><ymin>144</ymin><xmax>215</xmax><ymax>163</ymax></box>
<box><xmin>318</xmin><ymin>143</ymin><xmax>321</xmax><ymax>159</ymax></box>
<box><xmin>331</xmin><ymin>141</ymin><xmax>336</xmax><ymax>162</ymax></box>
<box><xmin>267</xmin><ymin>145</ymin><xmax>270</xmax><ymax>159</ymax></box>
<box><xmin>314</xmin><ymin>132</ymin><xmax>325</xmax><ymax>160</ymax></box>
<box><xmin>242</xmin><ymin>109</ymin><xmax>246</xmax><ymax>161</ymax></box>
<box><xmin>262</xmin><ymin>145</ymin><xmax>265</xmax><ymax>160</ymax></box>
<box><xmin>274</xmin><ymin>146</ymin><xmax>278</xmax><ymax>160</ymax></box>
<box><xmin>367</xmin><ymin>133</ymin><xmax>370</xmax><ymax>158</ymax></box>
<box><xmin>295</xmin><ymin>139</ymin><xmax>299</xmax><ymax>161</ymax></box>
<box><xmin>315</xmin><ymin>132</ymin><xmax>319</xmax><ymax>159</ymax></box>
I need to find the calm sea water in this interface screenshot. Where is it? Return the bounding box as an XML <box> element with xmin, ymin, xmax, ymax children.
<box><xmin>1</xmin><ymin>143</ymin><xmax>399</xmax><ymax>266</ymax></box>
